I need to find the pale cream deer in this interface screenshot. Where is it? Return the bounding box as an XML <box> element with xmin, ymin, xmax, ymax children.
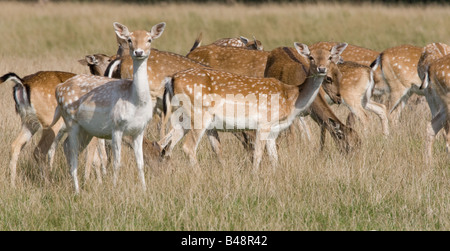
<box><xmin>159</xmin><ymin>42</ymin><xmax>347</xmax><ymax>170</ymax></box>
<box><xmin>51</xmin><ymin>22</ymin><xmax>166</xmax><ymax>193</ymax></box>
<box><xmin>0</xmin><ymin>71</ymin><xmax>107</xmax><ymax>186</ymax></box>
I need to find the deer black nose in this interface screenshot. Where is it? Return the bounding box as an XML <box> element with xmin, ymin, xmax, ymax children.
<box><xmin>134</xmin><ymin>50</ymin><xmax>144</xmax><ymax>57</ymax></box>
<box><xmin>317</xmin><ymin>67</ymin><xmax>327</xmax><ymax>74</ymax></box>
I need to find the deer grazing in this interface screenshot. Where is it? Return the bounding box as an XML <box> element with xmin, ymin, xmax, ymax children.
<box><xmin>0</xmin><ymin>71</ymin><xmax>107</xmax><ymax>186</ymax></box>
<box><xmin>159</xmin><ymin>42</ymin><xmax>347</xmax><ymax>170</ymax></box>
<box><xmin>417</xmin><ymin>43</ymin><xmax>450</xmax><ymax>163</ymax></box>
<box><xmin>51</xmin><ymin>22</ymin><xmax>166</xmax><ymax>193</ymax></box>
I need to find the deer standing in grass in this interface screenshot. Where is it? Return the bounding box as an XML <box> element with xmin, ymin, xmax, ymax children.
<box><xmin>370</xmin><ymin>45</ymin><xmax>428</xmax><ymax>123</ymax></box>
<box><xmin>0</xmin><ymin>71</ymin><xmax>108</xmax><ymax>186</ymax></box>
<box><xmin>52</xmin><ymin>22</ymin><xmax>166</xmax><ymax>193</ymax></box>
<box><xmin>185</xmin><ymin>41</ymin><xmax>359</xmax><ymax>154</ymax></box>
<box><xmin>160</xmin><ymin>42</ymin><xmax>347</xmax><ymax>170</ymax></box>
<box><xmin>417</xmin><ymin>43</ymin><xmax>450</xmax><ymax>163</ymax></box>
<box><xmin>335</xmin><ymin>61</ymin><xmax>389</xmax><ymax>136</ymax></box>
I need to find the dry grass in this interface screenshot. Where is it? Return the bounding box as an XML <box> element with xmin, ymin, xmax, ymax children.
<box><xmin>0</xmin><ymin>2</ymin><xmax>449</xmax><ymax>230</ymax></box>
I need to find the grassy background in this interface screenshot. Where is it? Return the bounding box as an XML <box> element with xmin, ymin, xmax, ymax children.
<box><xmin>0</xmin><ymin>1</ymin><xmax>449</xmax><ymax>230</ymax></box>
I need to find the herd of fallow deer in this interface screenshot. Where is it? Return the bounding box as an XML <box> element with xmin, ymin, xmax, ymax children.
<box><xmin>1</xmin><ymin>21</ymin><xmax>449</xmax><ymax>193</ymax></box>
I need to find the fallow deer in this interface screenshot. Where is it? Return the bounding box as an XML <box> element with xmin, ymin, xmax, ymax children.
<box><xmin>370</xmin><ymin>44</ymin><xmax>427</xmax><ymax>123</ymax></box>
<box><xmin>417</xmin><ymin>43</ymin><xmax>450</xmax><ymax>163</ymax></box>
<box><xmin>78</xmin><ymin>54</ymin><xmax>115</xmax><ymax>77</ymax></box>
<box><xmin>263</xmin><ymin>44</ymin><xmax>362</xmax><ymax>153</ymax></box>
<box><xmin>420</xmin><ymin>53</ymin><xmax>450</xmax><ymax>164</ymax></box>
<box><xmin>185</xmin><ymin>41</ymin><xmax>359</xmax><ymax>154</ymax></box>
<box><xmin>159</xmin><ymin>42</ymin><xmax>347</xmax><ymax>170</ymax></box>
<box><xmin>51</xmin><ymin>22</ymin><xmax>166</xmax><ymax>193</ymax></box>
<box><xmin>186</xmin><ymin>43</ymin><xmax>270</xmax><ymax>77</ymax></box>
<box><xmin>336</xmin><ymin>61</ymin><xmax>389</xmax><ymax>135</ymax></box>
<box><xmin>0</xmin><ymin>71</ymin><xmax>107</xmax><ymax>186</ymax></box>
<box><xmin>187</xmin><ymin>32</ymin><xmax>264</xmax><ymax>55</ymax></box>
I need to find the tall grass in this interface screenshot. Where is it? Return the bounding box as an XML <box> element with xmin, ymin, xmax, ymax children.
<box><xmin>0</xmin><ymin>2</ymin><xmax>448</xmax><ymax>230</ymax></box>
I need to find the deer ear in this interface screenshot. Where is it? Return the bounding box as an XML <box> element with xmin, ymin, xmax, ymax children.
<box><xmin>150</xmin><ymin>22</ymin><xmax>166</xmax><ymax>40</ymax></box>
<box><xmin>113</xmin><ymin>22</ymin><xmax>130</xmax><ymax>40</ymax></box>
<box><xmin>240</xmin><ymin>36</ymin><xmax>250</xmax><ymax>45</ymax></box>
<box><xmin>85</xmin><ymin>55</ymin><xmax>97</xmax><ymax>65</ymax></box>
<box><xmin>330</xmin><ymin>43</ymin><xmax>348</xmax><ymax>64</ymax></box>
<box><xmin>78</xmin><ymin>58</ymin><xmax>88</xmax><ymax>66</ymax></box>
<box><xmin>294</xmin><ymin>42</ymin><xmax>310</xmax><ymax>58</ymax></box>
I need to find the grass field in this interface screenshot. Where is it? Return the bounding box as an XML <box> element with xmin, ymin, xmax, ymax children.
<box><xmin>0</xmin><ymin>1</ymin><xmax>449</xmax><ymax>231</ymax></box>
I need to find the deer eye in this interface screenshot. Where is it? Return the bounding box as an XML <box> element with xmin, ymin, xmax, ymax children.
<box><xmin>127</xmin><ymin>38</ymin><xmax>132</xmax><ymax>44</ymax></box>
<box><xmin>148</xmin><ymin>38</ymin><xmax>152</xmax><ymax>43</ymax></box>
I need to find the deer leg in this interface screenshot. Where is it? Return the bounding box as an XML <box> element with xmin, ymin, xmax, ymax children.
<box><xmin>425</xmin><ymin>109</ymin><xmax>446</xmax><ymax>165</ymax></box>
<box><xmin>10</xmin><ymin>123</ymin><xmax>39</xmax><ymax>187</ymax></box>
<box><xmin>206</xmin><ymin>129</ymin><xmax>224</xmax><ymax>166</ymax></box>
<box><xmin>365</xmin><ymin>100</ymin><xmax>389</xmax><ymax>136</ymax></box>
<box><xmin>319</xmin><ymin>124</ymin><xmax>327</xmax><ymax>152</ymax></box>
<box><xmin>132</xmin><ymin>132</ymin><xmax>146</xmax><ymax>191</ymax></box>
<box><xmin>84</xmin><ymin>138</ymin><xmax>103</xmax><ymax>184</ymax></box>
<box><xmin>97</xmin><ymin>139</ymin><xmax>108</xmax><ymax>176</ymax></box>
<box><xmin>64</xmin><ymin>124</ymin><xmax>93</xmax><ymax>193</ymax></box>
<box><xmin>182</xmin><ymin>128</ymin><xmax>208</xmax><ymax>169</ymax></box>
<box><xmin>265</xmin><ymin>138</ymin><xmax>278</xmax><ymax>171</ymax></box>
<box><xmin>297</xmin><ymin>117</ymin><xmax>311</xmax><ymax>141</ymax></box>
<box><xmin>158</xmin><ymin>125</ymin><xmax>186</xmax><ymax>159</ymax></box>
<box><xmin>112</xmin><ymin>129</ymin><xmax>124</xmax><ymax>187</ymax></box>
<box><xmin>253</xmin><ymin>129</ymin><xmax>269</xmax><ymax>172</ymax></box>
<box><xmin>388</xmin><ymin>87</ymin><xmax>411</xmax><ymax>125</ymax></box>
<box><xmin>47</xmin><ymin>121</ymin><xmax>66</xmax><ymax>170</ymax></box>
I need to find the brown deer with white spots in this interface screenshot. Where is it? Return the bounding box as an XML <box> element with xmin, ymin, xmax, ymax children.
<box><xmin>0</xmin><ymin>71</ymin><xmax>107</xmax><ymax>187</ymax></box>
<box><xmin>159</xmin><ymin>42</ymin><xmax>347</xmax><ymax>170</ymax></box>
<box><xmin>370</xmin><ymin>44</ymin><xmax>427</xmax><ymax>123</ymax></box>
<box><xmin>187</xmin><ymin>32</ymin><xmax>264</xmax><ymax>55</ymax></box>
<box><xmin>418</xmin><ymin>43</ymin><xmax>450</xmax><ymax>163</ymax></box>
<box><xmin>335</xmin><ymin>61</ymin><xmax>389</xmax><ymax>136</ymax></box>
<box><xmin>186</xmin><ymin>43</ymin><xmax>270</xmax><ymax>77</ymax></box>
<box><xmin>51</xmin><ymin>22</ymin><xmax>166</xmax><ymax>193</ymax></box>
<box><xmin>263</xmin><ymin>44</ymin><xmax>362</xmax><ymax>153</ymax></box>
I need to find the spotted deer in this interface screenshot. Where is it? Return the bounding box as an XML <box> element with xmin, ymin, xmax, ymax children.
<box><xmin>51</xmin><ymin>22</ymin><xmax>166</xmax><ymax>193</ymax></box>
<box><xmin>187</xmin><ymin>32</ymin><xmax>263</xmax><ymax>55</ymax></box>
<box><xmin>335</xmin><ymin>61</ymin><xmax>389</xmax><ymax>135</ymax></box>
<box><xmin>370</xmin><ymin>44</ymin><xmax>428</xmax><ymax>123</ymax></box>
<box><xmin>185</xmin><ymin>41</ymin><xmax>360</xmax><ymax>154</ymax></box>
<box><xmin>0</xmin><ymin>71</ymin><xmax>107</xmax><ymax>187</ymax></box>
<box><xmin>159</xmin><ymin>42</ymin><xmax>347</xmax><ymax>170</ymax></box>
<box><xmin>263</xmin><ymin>44</ymin><xmax>362</xmax><ymax>153</ymax></box>
<box><xmin>309</xmin><ymin>41</ymin><xmax>388</xmax><ymax>99</ymax></box>
<box><xmin>420</xmin><ymin>53</ymin><xmax>450</xmax><ymax>164</ymax></box>
<box><xmin>186</xmin><ymin>43</ymin><xmax>270</xmax><ymax>77</ymax></box>
<box><xmin>417</xmin><ymin>43</ymin><xmax>450</xmax><ymax>163</ymax></box>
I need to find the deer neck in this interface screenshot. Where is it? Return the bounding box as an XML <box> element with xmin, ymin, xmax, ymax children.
<box><xmin>131</xmin><ymin>57</ymin><xmax>151</xmax><ymax>106</ymax></box>
<box><xmin>293</xmin><ymin>71</ymin><xmax>325</xmax><ymax>115</ymax></box>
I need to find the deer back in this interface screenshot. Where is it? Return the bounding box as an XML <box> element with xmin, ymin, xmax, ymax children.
<box><xmin>187</xmin><ymin>44</ymin><xmax>270</xmax><ymax>77</ymax></box>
